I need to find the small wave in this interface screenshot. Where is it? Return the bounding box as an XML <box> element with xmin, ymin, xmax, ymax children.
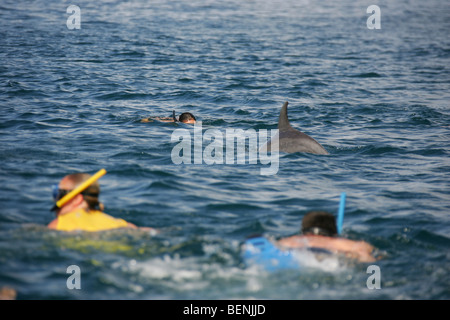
<box><xmin>112</xmin><ymin>50</ymin><xmax>146</xmax><ymax>58</ymax></box>
<box><xmin>349</xmin><ymin>72</ymin><xmax>382</xmax><ymax>78</ymax></box>
<box><xmin>355</xmin><ymin>144</ymin><xmax>405</xmax><ymax>156</ymax></box>
<box><xmin>204</xmin><ymin>202</ymin><xmax>264</xmax><ymax>213</ymax></box>
<box><xmin>95</xmin><ymin>91</ymin><xmax>155</xmax><ymax>101</ymax></box>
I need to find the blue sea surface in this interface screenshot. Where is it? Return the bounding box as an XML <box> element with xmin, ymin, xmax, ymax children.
<box><xmin>0</xmin><ymin>0</ymin><xmax>449</xmax><ymax>300</ymax></box>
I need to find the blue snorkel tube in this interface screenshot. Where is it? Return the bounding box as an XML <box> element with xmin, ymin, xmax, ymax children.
<box><xmin>337</xmin><ymin>192</ymin><xmax>346</xmax><ymax>235</ymax></box>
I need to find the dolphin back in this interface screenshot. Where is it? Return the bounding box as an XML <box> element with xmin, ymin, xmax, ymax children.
<box><xmin>279</xmin><ymin>130</ymin><xmax>329</xmax><ymax>154</ymax></box>
<box><xmin>264</xmin><ymin>101</ymin><xmax>329</xmax><ymax>155</ymax></box>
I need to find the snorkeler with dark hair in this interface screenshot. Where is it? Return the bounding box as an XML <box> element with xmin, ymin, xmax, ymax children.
<box><xmin>277</xmin><ymin>211</ymin><xmax>376</xmax><ymax>262</ymax></box>
<box><xmin>178</xmin><ymin>112</ymin><xmax>196</xmax><ymax>123</ymax></box>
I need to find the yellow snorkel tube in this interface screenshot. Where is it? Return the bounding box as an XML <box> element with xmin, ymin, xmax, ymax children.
<box><xmin>54</xmin><ymin>168</ymin><xmax>107</xmax><ymax>210</ymax></box>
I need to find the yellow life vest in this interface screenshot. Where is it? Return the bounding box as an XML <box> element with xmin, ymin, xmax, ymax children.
<box><xmin>55</xmin><ymin>209</ymin><xmax>129</xmax><ymax>232</ymax></box>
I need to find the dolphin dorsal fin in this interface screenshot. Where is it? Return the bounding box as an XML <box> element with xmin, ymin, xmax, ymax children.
<box><xmin>278</xmin><ymin>101</ymin><xmax>292</xmax><ymax>130</ymax></box>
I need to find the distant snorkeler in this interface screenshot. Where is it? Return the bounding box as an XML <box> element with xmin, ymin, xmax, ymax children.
<box><xmin>141</xmin><ymin>110</ymin><xmax>196</xmax><ymax>124</ymax></box>
<box><xmin>277</xmin><ymin>211</ymin><xmax>377</xmax><ymax>263</ymax></box>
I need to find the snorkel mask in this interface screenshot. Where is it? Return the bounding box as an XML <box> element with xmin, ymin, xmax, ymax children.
<box><xmin>50</xmin><ymin>169</ymin><xmax>107</xmax><ymax>211</ymax></box>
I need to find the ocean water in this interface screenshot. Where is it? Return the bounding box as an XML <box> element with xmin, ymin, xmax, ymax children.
<box><xmin>0</xmin><ymin>0</ymin><xmax>449</xmax><ymax>300</ymax></box>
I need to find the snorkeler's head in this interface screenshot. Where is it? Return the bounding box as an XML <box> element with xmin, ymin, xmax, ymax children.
<box><xmin>51</xmin><ymin>173</ymin><xmax>101</xmax><ymax>212</ymax></box>
<box><xmin>178</xmin><ymin>112</ymin><xmax>196</xmax><ymax>123</ymax></box>
<box><xmin>301</xmin><ymin>211</ymin><xmax>338</xmax><ymax>237</ymax></box>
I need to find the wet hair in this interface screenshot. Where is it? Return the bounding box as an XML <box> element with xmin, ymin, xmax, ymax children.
<box><xmin>178</xmin><ymin>112</ymin><xmax>196</xmax><ymax>122</ymax></box>
<box><xmin>66</xmin><ymin>173</ymin><xmax>101</xmax><ymax>211</ymax></box>
<box><xmin>301</xmin><ymin>211</ymin><xmax>338</xmax><ymax>237</ymax></box>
